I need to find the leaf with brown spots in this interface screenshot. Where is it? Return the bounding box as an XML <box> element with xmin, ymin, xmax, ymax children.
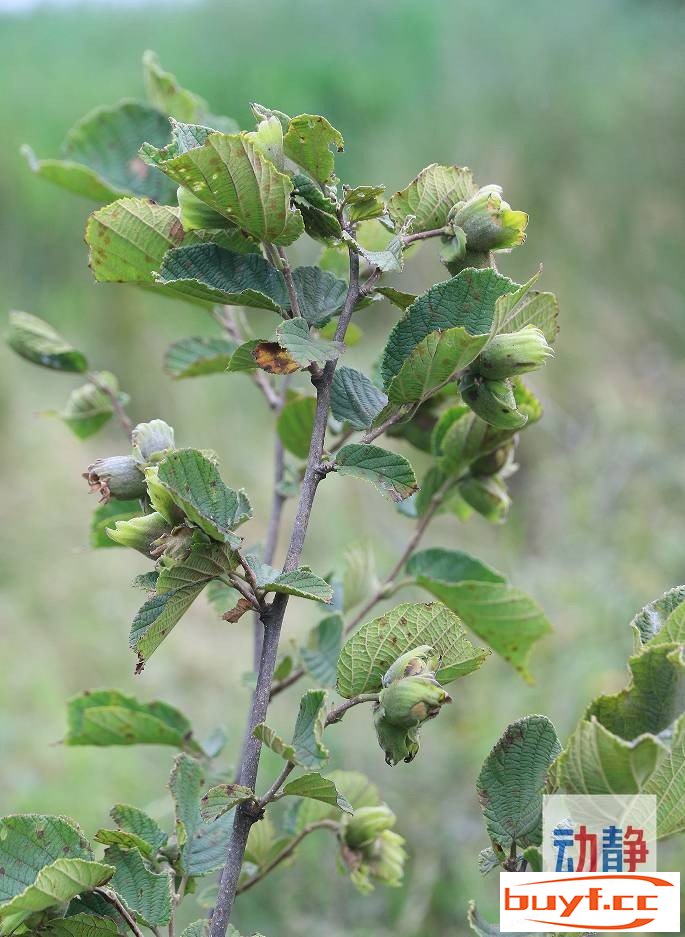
<box><xmin>200</xmin><ymin>783</ymin><xmax>254</xmax><ymax>822</ymax></box>
<box><xmin>252</xmin><ymin>342</ymin><xmax>300</xmax><ymax>374</ymax></box>
<box><xmin>222</xmin><ymin>597</ymin><xmax>253</xmax><ymax>622</ymax></box>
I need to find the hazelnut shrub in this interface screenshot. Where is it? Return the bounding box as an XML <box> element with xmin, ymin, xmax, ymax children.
<box><xmin>7</xmin><ymin>52</ymin><xmax>685</xmax><ymax>937</ymax></box>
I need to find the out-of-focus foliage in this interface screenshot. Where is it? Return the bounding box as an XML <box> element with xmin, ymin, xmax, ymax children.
<box><xmin>1</xmin><ymin>1</ymin><xmax>684</xmax><ymax>935</ymax></box>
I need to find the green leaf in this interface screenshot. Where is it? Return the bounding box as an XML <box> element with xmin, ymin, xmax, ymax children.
<box><xmin>375</xmin><ymin>286</ymin><xmax>417</xmax><ymax>311</ymax></box>
<box><xmin>408</xmin><ymin>548</ymin><xmax>552</xmax><ymax>682</ymax></box>
<box><xmin>386</xmin><ymin>326</ymin><xmax>490</xmax><ymax>405</ymax></box>
<box><xmin>169</xmin><ymin>754</ymin><xmax>235</xmax><ymax>876</ymax></box>
<box><xmin>157</xmin><ymin>449</ymin><xmax>252</xmax><ymax>545</ymax></box>
<box><xmin>41</xmin><ymin>913</ymin><xmax>118</xmax><ymax>937</ymax></box>
<box><xmin>355</xmin><ymin>233</ymin><xmax>404</xmax><ymax>273</ymax></box>
<box><xmin>343</xmin><ymin>185</ymin><xmax>385</xmax><ymax>223</ymax></box>
<box><xmin>330</xmin><ymin>366</ymin><xmax>388</xmax><ymax>430</ymax></box>
<box><xmin>90</xmin><ymin>501</ymin><xmax>142</xmax><ymax>549</ymax></box>
<box><xmin>164</xmin><ymin>336</ymin><xmax>238</xmax><ymax>379</ymax></box>
<box><xmin>156</xmin><ymin>244</ymin><xmax>288</xmax><ymax>311</ymax></box>
<box><xmin>342</xmin><ymin>541</ymin><xmax>379</xmax><ymax>611</ymax></box>
<box><xmin>142</xmin><ymin>51</ymin><xmax>208</xmax><ymax>123</ymax></box>
<box><xmin>292</xmin><ymin>770</ymin><xmax>380</xmax><ymax>832</ymax></box>
<box><xmin>0</xmin><ymin>815</ymin><xmax>93</xmax><ymax>906</ymax></box>
<box><xmin>501</xmin><ymin>289</ymin><xmax>560</xmax><ymax>345</ymax></box>
<box><xmin>7</xmin><ymin>311</ymin><xmax>87</xmax><ymax>372</ymax></box>
<box><xmin>282</xmin><ymin>774</ymin><xmax>353</xmax><ymax>813</ymax></box>
<box><xmin>257</xmin><ymin>317</ymin><xmax>342</xmax><ymax>372</ymax></box>
<box><xmin>277</xmin><ymin>394</ymin><xmax>316</xmax><ymax>458</ymax></box>
<box><xmin>104</xmin><ymin>846</ymin><xmax>171</xmax><ymax>927</ymax></box>
<box><xmin>248</xmin><ymin>559</ymin><xmax>333</xmax><ymax>603</ymax></box>
<box><xmin>86</xmin><ymin>198</ymin><xmax>185</xmax><ymax>289</ymax></box>
<box><xmin>631</xmin><ymin>585</ymin><xmax>685</xmax><ymax>647</ymax></box>
<box><xmin>387</xmin><ymin>164</ymin><xmax>477</xmax><ymax>233</ymax></box>
<box><xmin>109</xmin><ymin>805</ymin><xmax>167</xmax><ymax>854</ymax></box>
<box><xmin>290</xmin><ymin>267</ymin><xmax>348</xmax><ymax>326</ymax></box>
<box><xmin>23</xmin><ymin>101</ymin><xmax>177</xmax><ymax>203</ymax></box>
<box><xmin>291</xmin><ymin>689</ymin><xmax>330</xmax><ymax>769</ymax></box>
<box><xmin>476</xmin><ymin>715</ymin><xmax>561</xmax><ymax>851</ymax></box>
<box><xmin>0</xmin><ymin>859</ymin><xmax>114</xmax><ymax>932</ymax></box>
<box><xmin>337</xmin><ymin>601</ymin><xmax>489</xmax><ymax>698</ymax></box>
<box><xmin>180</xmin><ymin>923</ymin><xmax>209</xmax><ymax>937</ymax></box>
<box><xmin>556</xmin><ymin>716</ymin><xmax>667</xmax><ymax>797</ymax></box>
<box><xmin>334</xmin><ymin>444</ymin><xmax>418</xmax><ymax>502</ymax></box>
<box><xmin>300</xmin><ymin>615</ymin><xmax>343</xmax><ymax>686</ymax></box>
<box><xmin>141</xmin><ymin>131</ymin><xmax>304</xmax><ymax>245</ymax></box>
<box><xmin>468</xmin><ymin>900</ymin><xmax>535</xmax><ymax>937</ymax></box>
<box><xmin>282</xmin><ymin>114</ymin><xmax>344</xmax><ymax>184</ymax></box>
<box><xmin>58</xmin><ymin>372</ymin><xmax>128</xmax><ymax>439</ymax></box>
<box><xmin>200</xmin><ymin>784</ymin><xmax>254</xmax><ymax>822</ymax></box>
<box><xmin>226</xmin><ymin>341</ymin><xmax>261</xmax><ymax>372</ymax></box>
<box><xmin>65</xmin><ymin>689</ymin><xmax>202</xmax><ymax>754</ymax></box>
<box><xmin>380</xmin><ymin>268</ymin><xmax>519</xmax><ymax>388</ymax></box>
<box><xmin>557</xmin><ymin>711</ymin><xmax>685</xmax><ymax>839</ymax></box>
<box><xmin>93</xmin><ymin>828</ymin><xmax>156</xmax><ymax>858</ymax></box>
<box><xmin>585</xmin><ymin>643</ymin><xmax>685</xmax><ymax>738</ymax></box>
<box><xmin>254</xmin><ymin>689</ymin><xmax>329</xmax><ymax>770</ymax></box>
<box><xmin>130</xmin><ymin>540</ymin><xmax>235</xmax><ymax>667</ymax></box>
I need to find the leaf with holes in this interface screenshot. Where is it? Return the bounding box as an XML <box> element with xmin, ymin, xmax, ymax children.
<box><xmin>282</xmin><ymin>774</ymin><xmax>353</xmax><ymax>813</ymax></box>
<box><xmin>337</xmin><ymin>602</ymin><xmax>489</xmax><ymax>698</ymax></box>
<box><xmin>7</xmin><ymin>311</ymin><xmax>87</xmax><ymax>372</ymax></box>
<box><xmin>169</xmin><ymin>754</ymin><xmax>236</xmax><ymax>876</ymax></box>
<box><xmin>200</xmin><ymin>784</ymin><xmax>254</xmax><ymax>822</ymax></box>
<box><xmin>164</xmin><ymin>336</ymin><xmax>238</xmax><ymax>379</ymax></box>
<box><xmin>407</xmin><ymin>548</ymin><xmax>552</xmax><ymax>683</ymax></box>
<box><xmin>283</xmin><ymin>114</ymin><xmax>344</xmax><ymax>184</ymax></box>
<box><xmin>334</xmin><ymin>444</ymin><xmax>418</xmax><ymax>502</ymax></box>
<box><xmin>476</xmin><ymin>715</ymin><xmax>561</xmax><ymax>851</ymax></box>
<box><xmin>141</xmin><ymin>131</ymin><xmax>304</xmax><ymax>245</ymax></box>
<box><xmin>387</xmin><ymin>164</ymin><xmax>477</xmax><ymax>232</ymax></box>
<box><xmin>331</xmin><ymin>366</ymin><xmax>388</xmax><ymax>430</ymax></box>
<box><xmin>65</xmin><ymin>689</ymin><xmax>202</xmax><ymax>754</ymax></box>
<box><xmin>23</xmin><ymin>101</ymin><xmax>177</xmax><ymax>203</ymax></box>
<box><xmin>156</xmin><ymin>449</ymin><xmax>252</xmax><ymax>544</ymax></box>
<box><xmin>86</xmin><ymin>198</ymin><xmax>185</xmax><ymax>290</ymax></box>
<box><xmin>156</xmin><ymin>244</ymin><xmax>288</xmax><ymax>311</ymax></box>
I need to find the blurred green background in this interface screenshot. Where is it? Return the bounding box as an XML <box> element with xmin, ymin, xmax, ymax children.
<box><xmin>2</xmin><ymin>1</ymin><xmax>685</xmax><ymax>934</ymax></box>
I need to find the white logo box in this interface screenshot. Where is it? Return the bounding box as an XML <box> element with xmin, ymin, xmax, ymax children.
<box><xmin>499</xmin><ymin>871</ymin><xmax>680</xmax><ymax>933</ymax></box>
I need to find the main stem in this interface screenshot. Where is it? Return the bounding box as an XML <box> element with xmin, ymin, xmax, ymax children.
<box><xmin>209</xmin><ymin>250</ymin><xmax>361</xmax><ymax>937</ymax></box>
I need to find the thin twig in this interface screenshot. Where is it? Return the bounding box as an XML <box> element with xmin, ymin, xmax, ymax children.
<box><xmin>87</xmin><ymin>371</ymin><xmax>134</xmax><ymax>438</ymax></box>
<box><xmin>235</xmin><ymin>820</ymin><xmax>340</xmax><ymax>896</ymax></box>
<box><xmin>276</xmin><ymin>247</ymin><xmax>301</xmax><ymax>319</ymax></box>
<box><xmin>259</xmin><ymin>693</ymin><xmax>378</xmax><ymax>806</ymax></box>
<box><xmin>209</xmin><ymin>243</ymin><xmax>362</xmax><ymax>937</ymax></box>
<box><xmin>344</xmin><ymin>476</ymin><xmax>453</xmax><ymax>634</ymax></box>
<box><xmin>401</xmin><ymin>226</ymin><xmax>448</xmax><ymax>245</ymax></box>
<box><xmin>94</xmin><ymin>888</ymin><xmax>145</xmax><ymax>937</ymax></box>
